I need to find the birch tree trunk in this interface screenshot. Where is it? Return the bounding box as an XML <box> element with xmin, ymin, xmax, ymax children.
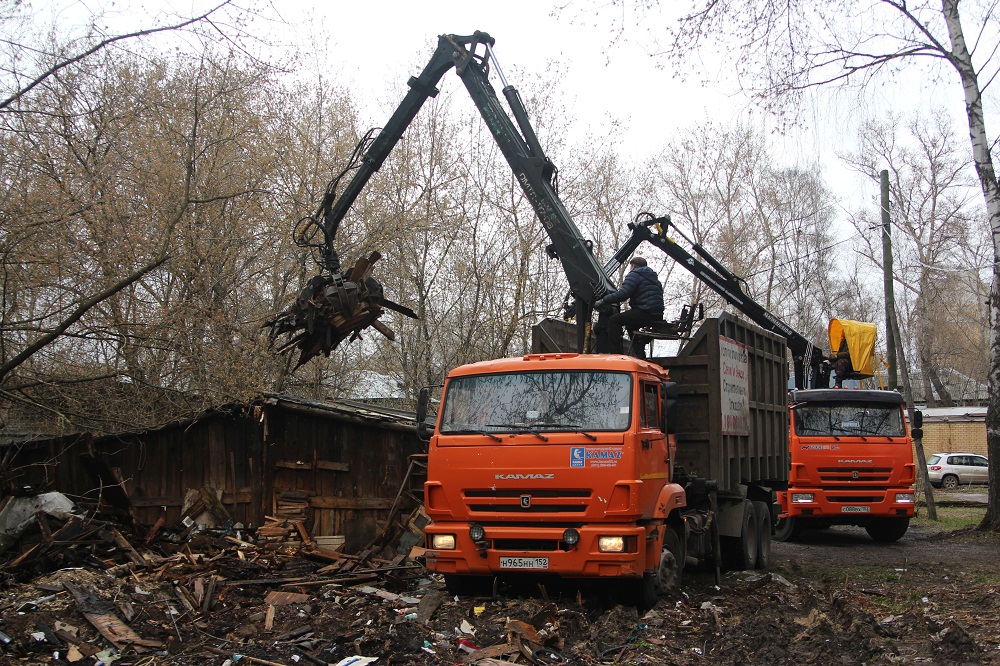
<box><xmin>940</xmin><ymin>0</ymin><xmax>1000</xmax><ymax>529</ymax></box>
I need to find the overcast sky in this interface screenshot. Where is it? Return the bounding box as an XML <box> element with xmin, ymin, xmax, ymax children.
<box><xmin>41</xmin><ymin>0</ymin><xmax>985</xmax><ymax>236</ymax></box>
<box><xmin>275</xmin><ymin>0</ymin><xmax>944</xmax><ymax>234</ymax></box>
<box><xmin>280</xmin><ymin>0</ymin><xmax>737</xmax><ymax>157</ymax></box>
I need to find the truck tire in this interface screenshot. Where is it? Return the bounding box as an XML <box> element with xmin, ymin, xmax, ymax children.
<box><xmin>752</xmin><ymin>501</ymin><xmax>771</xmax><ymax>569</ymax></box>
<box><xmin>721</xmin><ymin>500</ymin><xmax>758</xmax><ymax>571</ymax></box>
<box><xmin>773</xmin><ymin>507</ymin><xmax>800</xmax><ymax>542</ymax></box>
<box><xmin>627</xmin><ymin>524</ymin><xmax>685</xmax><ymax>610</ymax></box>
<box><xmin>657</xmin><ymin>524</ymin><xmax>685</xmax><ymax>591</ymax></box>
<box><xmin>865</xmin><ymin>517</ymin><xmax>909</xmax><ymax>543</ymax></box>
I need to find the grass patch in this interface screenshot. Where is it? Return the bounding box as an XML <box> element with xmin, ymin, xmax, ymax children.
<box><xmin>911</xmin><ymin>503</ymin><xmax>986</xmax><ymax>532</ymax></box>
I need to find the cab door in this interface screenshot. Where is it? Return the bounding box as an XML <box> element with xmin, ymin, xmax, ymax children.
<box><xmin>637</xmin><ymin>381</ymin><xmax>669</xmax><ymax>509</ymax></box>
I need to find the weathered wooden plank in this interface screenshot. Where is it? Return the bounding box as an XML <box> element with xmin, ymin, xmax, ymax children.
<box><xmin>308</xmin><ymin>497</ymin><xmax>393</xmax><ymax>510</ymax></box>
<box><xmin>316</xmin><ymin>460</ymin><xmax>350</xmax><ymax>472</ymax></box>
<box><xmin>274</xmin><ymin>460</ymin><xmax>311</xmax><ymax>470</ymax></box>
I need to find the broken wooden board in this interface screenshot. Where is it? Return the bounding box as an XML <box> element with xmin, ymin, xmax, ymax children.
<box><xmin>62</xmin><ymin>581</ymin><xmax>165</xmax><ymax>652</ymax></box>
<box><xmin>263</xmin><ymin>590</ymin><xmax>312</xmax><ymax>606</ymax></box>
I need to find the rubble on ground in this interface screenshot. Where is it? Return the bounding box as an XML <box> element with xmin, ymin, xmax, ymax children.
<box><xmin>0</xmin><ymin>494</ymin><xmax>994</xmax><ymax>665</ymax></box>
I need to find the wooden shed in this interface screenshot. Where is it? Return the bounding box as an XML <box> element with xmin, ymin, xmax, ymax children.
<box><xmin>0</xmin><ymin>394</ymin><xmax>425</xmax><ymax>552</ymax></box>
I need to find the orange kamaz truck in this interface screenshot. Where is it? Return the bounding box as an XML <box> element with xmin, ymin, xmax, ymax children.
<box><xmin>774</xmin><ymin>320</ymin><xmax>918</xmax><ymax>542</ymax></box>
<box><xmin>419</xmin><ymin>314</ymin><xmax>789</xmax><ymax>608</ymax></box>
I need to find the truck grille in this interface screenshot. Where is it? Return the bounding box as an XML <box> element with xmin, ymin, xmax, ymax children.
<box><xmin>817</xmin><ymin>467</ymin><xmax>892</xmax><ymax>482</ymax></box>
<box><xmin>469</xmin><ymin>504</ymin><xmax>587</xmax><ymax>513</ymax></box>
<box><xmin>827</xmin><ymin>495</ymin><xmax>885</xmax><ymax>503</ymax></box>
<box><xmin>464</xmin><ymin>488</ymin><xmax>592</xmax><ymax>515</ymax></box>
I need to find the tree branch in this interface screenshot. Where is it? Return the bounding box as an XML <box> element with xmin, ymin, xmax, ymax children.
<box><xmin>0</xmin><ymin>1</ymin><xmax>232</xmax><ymax>111</ymax></box>
<box><xmin>0</xmin><ymin>255</ymin><xmax>169</xmax><ymax>383</ymax></box>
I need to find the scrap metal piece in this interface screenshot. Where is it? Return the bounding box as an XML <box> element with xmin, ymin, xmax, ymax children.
<box><xmin>265</xmin><ymin>252</ymin><xmax>417</xmax><ymax>368</ymax></box>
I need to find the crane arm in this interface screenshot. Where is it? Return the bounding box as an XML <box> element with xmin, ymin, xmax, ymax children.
<box><xmin>267</xmin><ymin>31</ymin><xmax>615</xmax><ymax>364</ymax></box>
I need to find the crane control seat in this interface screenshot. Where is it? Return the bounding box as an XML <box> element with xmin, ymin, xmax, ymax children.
<box><xmin>635</xmin><ymin>303</ymin><xmax>704</xmax><ymax>343</ymax></box>
<box><xmin>630</xmin><ymin>303</ymin><xmax>704</xmax><ymax>358</ymax></box>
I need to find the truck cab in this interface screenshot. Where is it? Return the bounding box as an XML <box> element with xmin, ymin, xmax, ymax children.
<box><xmin>421</xmin><ymin>352</ymin><xmax>687</xmax><ymax>605</ymax></box>
<box><xmin>777</xmin><ymin>389</ymin><xmax>916</xmax><ymax>542</ymax></box>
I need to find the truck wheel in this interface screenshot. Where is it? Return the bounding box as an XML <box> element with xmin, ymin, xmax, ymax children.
<box><xmin>656</xmin><ymin>525</ymin><xmax>685</xmax><ymax>592</ymax></box>
<box><xmin>444</xmin><ymin>574</ymin><xmax>492</xmax><ymax>597</ymax></box>
<box><xmin>630</xmin><ymin>571</ymin><xmax>659</xmax><ymax>612</ymax></box>
<box><xmin>773</xmin><ymin>510</ymin><xmax>800</xmax><ymax>543</ymax></box>
<box><xmin>627</xmin><ymin>524</ymin><xmax>685</xmax><ymax>610</ymax></box>
<box><xmin>752</xmin><ymin>501</ymin><xmax>771</xmax><ymax>569</ymax></box>
<box><xmin>722</xmin><ymin>500</ymin><xmax>758</xmax><ymax>571</ymax></box>
<box><xmin>865</xmin><ymin>517</ymin><xmax>909</xmax><ymax>543</ymax></box>
<box><xmin>942</xmin><ymin>474</ymin><xmax>959</xmax><ymax>490</ymax></box>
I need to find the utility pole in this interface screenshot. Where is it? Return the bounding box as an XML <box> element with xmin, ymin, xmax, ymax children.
<box><xmin>881</xmin><ymin>170</ymin><xmax>935</xmax><ymax>520</ymax></box>
<box><xmin>881</xmin><ymin>170</ymin><xmax>898</xmax><ymax>390</ymax></box>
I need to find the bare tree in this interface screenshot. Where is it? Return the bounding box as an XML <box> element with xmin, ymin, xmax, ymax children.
<box><xmin>645</xmin><ymin>122</ymin><xmax>842</xmax><ymax>335</ymax></box>
<box><xmin>1</xmin><ymin>1</ymin><xmax>237</xmax><ymax>112</ymax></box>
<box><xmin>582</xmin><ymin>0</ymin><xmax>1000</xmax><ymax>530</ymax></box>
<box><xmin>845</xmin><ymin>110</ymin><xmax>985</xmax><ymax>406</ymax></box>
<box><xmin>0</xmin><ymin>1</ymin><xmax>288</xmax><ymax>434</ymax></box>
<box><xmin>0</xmin><ymin>38</ymin><xmax>365</xmax><ymax>436</ymax></box>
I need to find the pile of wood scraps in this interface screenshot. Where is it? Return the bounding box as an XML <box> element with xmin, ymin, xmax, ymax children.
<box><xmin>273</xmin><ymin>490</ymin><xmax>311</xmax><ymax>523</ymax></box>
<box><xmin>256</xmin><ymin>515</ymin><xmax>313</xmax><ymax>546</ymax></box>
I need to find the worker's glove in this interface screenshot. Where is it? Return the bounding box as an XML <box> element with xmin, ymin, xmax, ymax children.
<box><xmin>594</xmin><ymin>297</ymin><xmax>607</xmax><ymax>310</ymax></box>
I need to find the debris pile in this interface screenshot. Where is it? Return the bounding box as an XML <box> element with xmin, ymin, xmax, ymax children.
<box><xmin>1</xmin><ymin>492</ymin><xmax>996</xmax><ymax>665</ymax></box>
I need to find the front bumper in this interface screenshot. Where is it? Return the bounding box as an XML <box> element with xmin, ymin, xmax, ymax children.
<box><xmin>423</xmin><ymin>523</ymin><xmax>649</xmax><ymax>579</ymax></box>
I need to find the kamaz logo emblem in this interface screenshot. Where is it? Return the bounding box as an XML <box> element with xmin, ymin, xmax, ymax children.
<box><xmin>520</xmin><ymin>495</ymin><xmax>531</xmax><ymax>508</ymax></box>
<box><xmin>853</xmin><ymin>471</ymin><xmax>860</xmax><ymax>479</ymax></box>
<box><xmin>495</xmin><ymin>473</ymin><xmax>555</xmax><ymax>480</ymax></box>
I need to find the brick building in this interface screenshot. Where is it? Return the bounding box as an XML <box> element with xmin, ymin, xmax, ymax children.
<box><xmin>919</xmin><ymin>407</ymin><xmax>987</xmax><ymax>458</ymax></box>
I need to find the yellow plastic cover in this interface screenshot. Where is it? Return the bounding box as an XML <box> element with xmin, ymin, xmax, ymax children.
<box><xmin>829</xmin><ymin>319</ymin><xmax>876</xmax><ymax>378</ymax></box>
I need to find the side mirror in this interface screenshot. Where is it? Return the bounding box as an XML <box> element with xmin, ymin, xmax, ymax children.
<box><xmin>416</xmin><ymin>387</ymin><xmax>428</xmax><ymax>425</ymax></box>
<box><xmin>911</xmin><ymin>409</ymin><xmax>923</xmax><ymax>440</ymax></box>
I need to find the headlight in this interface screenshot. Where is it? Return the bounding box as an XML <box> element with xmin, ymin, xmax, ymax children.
<box><xmin>431</xmin><ymin>534</ymin><xmax>456</xmax><ymax>550</ymax></box>
<box><xmin>598</xmin><ymin>536</ymin><xmax>624</xmax><ymax>553</ymax></box>
<box><xmin>562</xmin><ymin>528</ymin><xmax>580</xmax><ymax>547</ymax></box>
<box><xmin>896</xmin><ymin>493</ymin><xmax>915</xmax><ymax>503</ymax></box>
<box><xmin>469</xmin><ymin>524</ymin><xmax>486</xmax><ymax>542</ymax></box>
<box><xmin>791</xmin><ymin>493</ymin><xmax>815</xmax><ymax>503</ymax></box>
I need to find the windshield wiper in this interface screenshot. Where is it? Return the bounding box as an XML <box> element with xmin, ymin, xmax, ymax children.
<box><xmin>486</xmin><ymin>424</ymin><xmax>549</xmax><ymax>442</ymax></box>
<box><xmin>532</xmin><ymin>421</ymin><xmax>598</xmax><ymax>441</ymax></box>
<box><xmin>444</xmin><ymin>425</ymin><xmax>503</xmax><ymax>442</ymax></box>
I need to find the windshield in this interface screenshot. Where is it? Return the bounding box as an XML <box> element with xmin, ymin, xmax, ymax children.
<box><xmin>440</xmin><ymin>371</ymin><xmax>632</xmax><ymax>434</ymax></box>
<box><xmin>793</xmin><ymin>403</ymin><xmax>905</xmax><ymax>437</ymax></box>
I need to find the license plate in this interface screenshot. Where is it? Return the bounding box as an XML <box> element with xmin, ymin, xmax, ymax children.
<box><xmin>841</xmin><ymin>505</ymin><xmax>871</xmax><ymax>513</ymax></box>
<box><xmin>499</xmin><ymin>557</ymin><xmax>549</xmax><ymax>569</ymax></box>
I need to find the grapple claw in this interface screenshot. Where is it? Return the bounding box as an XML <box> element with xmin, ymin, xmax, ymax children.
<box><xmin>264</xmin><ymin>252</ymin><xmax>415</xmax><ymax>368</ymax></box>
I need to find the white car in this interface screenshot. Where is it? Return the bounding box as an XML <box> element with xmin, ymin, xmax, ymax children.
<box><xmin>926</xmin><ymin>452</ymin><xmax>989</xmax><ymax>489</ymax></box>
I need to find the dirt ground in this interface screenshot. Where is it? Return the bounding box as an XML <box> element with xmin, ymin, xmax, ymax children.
<box><xmin>1</xmin><ymin>501</ymin><xmax>998</xmax><ymax>665</ymax></box>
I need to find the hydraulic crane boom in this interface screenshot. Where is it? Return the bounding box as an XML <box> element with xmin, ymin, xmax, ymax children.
<box><xmin>621</xmin><ymin>213</ymin><xmax>831</xmax><ymax>389</ymax></box>
<box><xmin>267</xmin><ymin>31</ymin><xmax>614</xmax><ymax>363</ymax></box>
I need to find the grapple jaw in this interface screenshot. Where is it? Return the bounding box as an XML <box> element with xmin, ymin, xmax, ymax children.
<box><xmin>265</xmin><ymin>252</ymin><xmax>417</xmax><ymax>368</ymax></box>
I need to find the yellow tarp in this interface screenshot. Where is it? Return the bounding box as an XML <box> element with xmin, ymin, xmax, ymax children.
<box><xmin>828</xmin><ymin>319</ymin><xmax>876</xmax><ymax>378</ymax></box>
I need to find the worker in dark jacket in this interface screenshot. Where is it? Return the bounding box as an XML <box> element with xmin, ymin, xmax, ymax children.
<box><xmin>594</xmin><ymin>257</ymin><xmax>665</xmax><ymax>357</ymax></box>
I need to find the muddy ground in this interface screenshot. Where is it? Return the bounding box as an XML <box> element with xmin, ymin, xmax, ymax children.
<box><xmin>1</xmin><ymin>501</ymin><xmax>997</xmax><ymax>665</ymax></box>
